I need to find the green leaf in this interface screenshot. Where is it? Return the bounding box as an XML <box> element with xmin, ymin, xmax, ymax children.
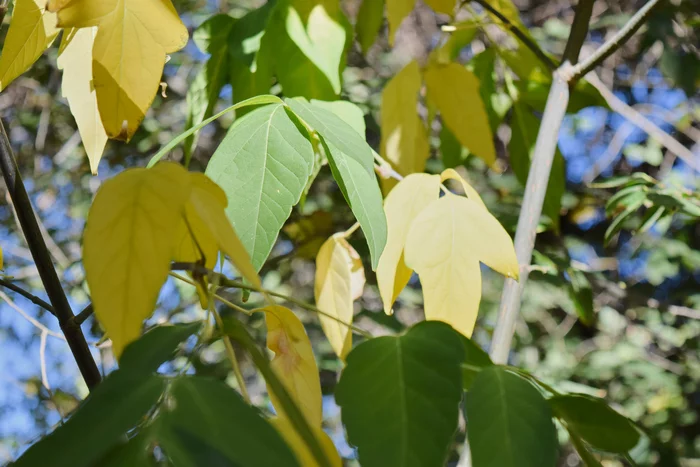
<box><xmin>566</xmin><ymin>268</ymin><xmax>594</xmax><ymax>326</ymax></box>
<box><xmin>468</xmin><ymin>49</ymin><xmax>511</xmax><ymax>133</ymax></box>
<box><xmin>119</xmin><ymin>322</ymin><xmax>201</xmax><ymax>375</ymax></box>
<box><xmin>605</xmin><ymin>190</ymin><xmax>646</xmax><ymax>245</ymax></box>
<box><xmin>568</xmin><ymin>430</ymin><xmax>604</xmax><ymax>467</ymax></box>
<box><xmin>432</xmin><ymin>21</ymin><xmax>477</xmax><ymax>64</ymax></box>
<box><xmin>461</xmin><ymin>336</ymin><xmax>493</xmax><ymax>390</ymax></box>
<box><xmin>356</xmin><ymin>0</ymin><xmax>385</xmax><ymax>53</ymax></box>
<box><xmin>286</xmin><ymin>98</ymin><xmax>387</xmax><ymax>269</ymax></box>
<box><xmin>14</xmin><ymin>372</ymin><xmax>165</xmax><ymax>467</ymax></box>
<box><xmin>509</xmin><ymin>103</ymin><xmax>565</xmax><ymax>231</ymax></box>
<box><xmin>99</xmin><ymin>430</ymin><xmax>155</xmax><ymax>467</ymax></box>
<box><xmin>157</xmin><ymin>377</ymin><xmax>301</xmax><ymax>467</ymax></box>
<box><xmin>184</xmin><ymin>14</ymin><xmax>235</xmax><ymax>161</ymax></box>
<box><xmin>440</xmin><ymin>125</ymin><xmax>466</xmax><ymax>169</ymax></box>
<box><xmin>335</xmin><ymin>321</ymin><xmax>465</xmax><ymax>467</ymax></box>
<box><xmin>466</xmin><ymin>367</ymin><xmax>558</xmax><ymax>467</ymax></box>
<box><xmin>310</xmin><ymin>99</ymin><xmax>366</xmax><ymax>136</ymax></box>
<box><xmin>206</xmin><ymin>103</ymin><xmax>315</xmax><ymax>271</ymax></box>
<box><xmin>549</xmin><ymin>394</ymin><xmax>640</xmax><ymax>453</ymax></box>
<box><xmin>605</xmin><ymin>184</ymin><xmax>646</xmax><ymax>215</ymax></box>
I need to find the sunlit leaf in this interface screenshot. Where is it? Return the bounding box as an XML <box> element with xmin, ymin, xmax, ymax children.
<box><xmin>336</xmin><ymin>321</ymin><xmax>464</xmax><ymax>467</ymax></box>
<box><xmin>441</xmin><ymin>168</ymin><xmax>485</xmax><ymax>207</ymax></box>
<box><xmin>425</xmin><ymin>63</ymin><xmax>496</xmax><ymax>167</ymax></box>
<box><xmin>424</xmin><ymin>0</ymin><xmax>455</xmax><ymax>15</ymax></box>
<box><xmin>386</xmin><ymin>0</ymin><xmax>415</xmax><ymax>45</ymax></box>
<box><xmin>57</xmin><ymin>27</ymin><xmax>108</xmax><ymax>175</ymax></box>
<box><xmin>314</xmin><ymin>234</ymin><xmax>365</xmax><ymax>359</ymax></box>
<box><xmin>206</xmin><ymin>103</ymin><xmax>314</xmax><ymax>271</ymax></box>
<box><xmin>380</xmin><ymin>60</ymin><xmax>429</xmax><ymax>193</ymax></box>
<box><xmin>269</xmin><ymin>417</ymin><xmax>342</xmax><ymax>467</ymax></box>
<box><xmin>0</xmin><ymin>0</ymin><xmax>59</xmax><ymax>91</ymax></box>
<box><xmin>260</xmin><ymin>306</ymin><xmax>322</xmax><ymax>427</ymax></box>
<box><xmin>356</xmin><ymin>0</ymin><xmax>385</xmax><ymax>53</ymax></box>
<box><xmin>55</xmin><ymin>0</ymin><xmax>189</xmax><ymax>140</ymax></box>
<box><xmin>404</xmin><ymin>193</ymin><xmax>518</xmax><ymax>337</ymax></box>
<box><xmin>376</xmin><ymin>174</ymin><xmax>441</xmax><ymax>315</ymax></box>
<box><xmin>83</xmin><ymin>163</ymin><xmax>191</xmax><ymax>357</ymax></box>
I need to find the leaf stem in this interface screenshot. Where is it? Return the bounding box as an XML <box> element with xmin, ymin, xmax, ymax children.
<box><xmin>0</xmin><ymin>278</ymin><xmax>55</xmax><ymax>316</ymax></box>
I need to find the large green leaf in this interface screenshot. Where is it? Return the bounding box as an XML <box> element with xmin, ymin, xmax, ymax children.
<box><xmin>119</xmin><ymin>322</ymin><xmax>201</xmax><ymax>375</ymax></box>
<box><xmin>285</xmin><ymin>98</ymin><xmax>387</xmax><ymax>269</ymax></box>
<box><xmin>466</xmin><ymin>367</ymin><xmax>558</xmax><ymax>467</ymax></box>
<box><xmin>335</xmin><ymin>321</ymin><xmax>465</xmax><ymax>467</ymax></box>
<box><xmin>14</xmin><ymin>372</ymin><xmax>165</xmax><ymax>467</ymax></box>
<box><xmin>206</xmin><ymin>103</ymin><xmax>314</xmax><ymax>271</ymax></box>
<box><xmin>508</xmin><ymin>103</ymin><xmax>565</xmax><ymax>231</ymax></box>
<box><xmin>461</xmin><ymin>336</ymin><xmax>493</xmax><ymax>390</ymax></box>
<box><xmin>356</xmin><ymin>0</ymin><xmax>385</xmax><ymax>53</ymax></box>
<box><xmin>157</xmin><ymin>377</ymin><xmax>300</xmax><ymax>467</ymax></box>
<box><xmin>549</xmin><ymin>394</ymin><xmax>640</xmax><ymax>453</ymax></box>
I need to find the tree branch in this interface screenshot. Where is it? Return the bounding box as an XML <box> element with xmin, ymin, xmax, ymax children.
<box><xmin>568</xmin><ymin>0</ymin><xmax>664</xmax><ymax>81</ymax></box>
<box><xmin>562</xmin><ymin>0</ymin><xmax>595</xmax><ymax>64</ymax></box>
<box><xmin>0</xmin><ymin>120</ymin><xmax>101</xmax><ymax>390</ymax></box>
<box><xmin>74</xmin><ymin>303</ymin><xmax>94</xmax><ymax>325</ymax></box>
<box><xmin>0</xmin><ymin>278</ymin><xmax>56</xmax><ymax>316</ymax></box>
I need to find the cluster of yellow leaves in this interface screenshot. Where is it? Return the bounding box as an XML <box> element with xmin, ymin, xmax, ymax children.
<box><xmin>259</xmin><ymin>306</ymin><xmax>342</xmax><ymax>467</ymax></box>
<box><xmin>377</xmin><ymin>170</ymin><xmax>519</xmax><ymax>337</ymax></box>
<box><xmin>0</xmin><ymin>0</ymin><xmax>188</xmax><ymax>173</ymax></box>
<box><xmin>83</xmin><ymin>163</ymin><xmax>259</xmax><ymax>358</ymax></box>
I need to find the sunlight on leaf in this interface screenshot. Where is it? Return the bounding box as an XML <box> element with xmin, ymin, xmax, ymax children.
<box><xmin>55</xmin><ymin>0</ymin><xmax>188</xmax><ymax>140</ymax></box>
<box><xmin>404</xmin><ymin>193</ymin><xmax>518</xmax><ymax>337</ymax></box>
<box><xmin>269</xmin><ymin>417</ymin><xmax>342</xmax><ymax>467</ymax></box>
<box><xmin>314</xmin><ymin>234</ymin><xmax>365</xmax><ymax>360</ymax></box>
<box><xmin>0</xmin><ymin>0</ymin><xmax>59</xmax><ymax>91</ymax></box>
<box><xmin>260</xmin><ymin>306</ymin><xmax>322</xmax><ymax>427</ymax></box>
<box><xmin>376</xmin><ymin>174</ymin><xmax>441</xmax><ymax>315</ymax></box>
<box><xmin>57</xmin><ymin>28</ymin><xmax>108</xmax><ymax>175</ymax></box>
<box><xmin>356</xmin><ymin>0</ymin><xmax>385</xmax><ymax>53</ymax></box>
<box><xmin>386</xmin><ymin>0</ymin><xmax>416</xmax><ymax>45</ymax></box>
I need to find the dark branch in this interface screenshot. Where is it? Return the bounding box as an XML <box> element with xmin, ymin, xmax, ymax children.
<box><xmin>569</xmin><ymin>0</ymin><xmax>664</xmax><ymax>81</ymax></box>
<box><xmin>75</xmin><ymin>303</ymin><xmax>94</xmax><ymax>325</ymax></box>
<box><xmin>0</xmin><ymin>120</ymin><xmax>101</xmax><ymax>390</ymax></box>
<box><xmin>562</xmin><ymin>0</ymin><xmax>595</xmax><ymax>64</ymax></box>
<box><xmin>0</xmin><ymin>278</ymin><xmax>56</xmax><ymax>316</ymax></box>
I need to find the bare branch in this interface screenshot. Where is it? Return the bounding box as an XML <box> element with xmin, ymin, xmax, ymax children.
<box><xmin>562</xmin><ymin>0</ymin><xmax>596</xmax><ymax>64</ymax></box>
<box><xmin>0</xmin><ymin>278</ymin><xmax>56</xmax><ymax>316</ymax></box>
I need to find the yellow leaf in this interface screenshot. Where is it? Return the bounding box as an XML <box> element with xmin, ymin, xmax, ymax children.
<box><xmin>386</xmin><ymin>0</ymin><xmax>416</xmax><ymax>45</ymax></box>
<box><xmin>376</xmin><ymin>173</ymin><xmax>441</xmax><ymax>315</ymax></box>
<box><xmin>185</xmin><ymin>173</ymin><xmax>261</xmax><ymax>289</ymax></box>
<box><xmin>83</xmin><ymin>162</ymin><xmax>191</xmax><ymax>358</ymax></box>
<box><xmin>269</xmin><ymin>417</ymin><xmax>342</xmax><ymax>467</ymax></box>
<box><xmin>424</xmin><ymin>0</ymin><xmax>455</xmax><ymax>15</ymax></box>
<box><xmin>441</xmin><ymin>168</ymin><xmax>485</xmax><ymax>207</ymax></box>
<box><xmin>424</xmin><ymin>63</ymin><xmax>496</xmax><ymax>167</ymax></box>
<box><xmin>314</xmin><ymin>234</ymin><xmax>365</xmax><ymax>360</ymax></box>
<box><xmin>404</xmin><ymin>194</ymin><xmax>518</xmax><ymax>337</ymax></box>
<box><xmin>55</xmin><ymin>0</ymin><xmax>188</xmax><ymax>141</ymax></box>
<box><xmin>380</xmin><ymin>60</ymin><xmax>429</xmax><ymax>193</ymax></box>
<box><xmin>260</xmin><ymin>306</ymin><xmax>322</xmax><ymax>427</ymax></box>
<box><xmin>0</xmin><ymin>0</ymin><xmax>59</xmax><ymax>91</ymax></box>
<box><xmin>57</xmin><ymin>28</ymin><xmax>108</xmax><ymax>175</ymax></box>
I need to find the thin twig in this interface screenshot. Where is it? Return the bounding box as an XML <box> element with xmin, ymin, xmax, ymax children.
<box><xmin>0</xmin><ymin>290</ymin><xmax>64</xmax><ymax>340</ymax></box>
<box><xmin>40</xmin><ymin>330</ymin><xmax>50</xmax><ymax>391</ymax></box>
<box><xmin>74</xmin><ymin>303</ymin><xmax>94</xmax><ymax>325</ymax></box>
<box><xmin>583</xmin><ymin>122</ymin><xmax>636</xmax><ymax>184</ymax></box>
<box><xmin>0</xmin><ymin>120</ymin><xmax>101</xmax><ymax>389</ymax></box>
<box><xmin>562</xmin><ymin>0</ymin><xmax>595</xmax><ymax>64</ymax></box>
<box><xmin>0</xmin><ymin>278</ymin><xmax>56</xmax><ymax>316</ymax></box>
<box><xmin>568</xmin><ymin>0</ymin><xmax>664</xmax><ymax>81</ymax></box>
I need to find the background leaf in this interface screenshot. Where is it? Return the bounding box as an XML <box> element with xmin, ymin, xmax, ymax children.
<box><xmin>356</xmin><ymin>0</ymin><xmax>385</xmax><ymax>53</ymax></box>
<box><xmin>118</xmin><ymin>323</ymin><xmax>201</xmax><ymax>376</ymax></box>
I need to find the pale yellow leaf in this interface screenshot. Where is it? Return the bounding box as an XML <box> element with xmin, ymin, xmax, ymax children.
<box><xmin>83</xmin><ymin>162</ymin><xmax>191</xmax><ymax>358</ymax></box>
<box><xmin>0</xmin><ymin>0</ymin><xmax>59</xmax><ymax>91</ymax></box>
<box><xmin>261</xmin><ymin>306</ymin><xmax>322</xmax><ymax>427</ymax></box>
<box><xmin>185</xmin><ymin>173</ymin><xmax>261</xmax><ymax>289</ymax></box>
<box><xmin>380</xmin><ymin>60</ymin><xmax>429</xmax><ymax>193</ymax></box>
<box><xmin>441</xmin><ymin>168</ymin><xmax>485</xmax><ymax>207</ymax></box>
<box><xmin>55</xmin><ymin>0</ymin><xmax>188</xmax><ymax>141</ymax></box>
<box><xmin>314</xmin><ymin>234</ymin><xmax>365</xmax><ymax>360</ymax></box>
<box><xmin>386</xmin><ymin>0</ymin><xmax>416</xmax><ymax>45</ymax></box>
<box><xmin>404</xmin><ymin>194</ymin><xmax>518</xmax><ymax>337</ymax></box>
<box><xmin>424</xmin><ymin>0</ymin><xmax>455</xmax><ymax>15</ymax></box>
<box><xmin>376</xmin><ymin>173</ymin><xmax>441</xmax><ymax>315</ymax></box>
<box><xmin>57</xmin><ymin>27</ymin><xmax>108</xmax><ymax>175</ymax></box>
<box><xmin>424</xmin><ymin>63</ymin><xmax>496</xmax><ymax>167</ymax></box>
<box><xmin>269</xmin><ymin>417</ymin><xmax>342</xmax><ymax>467</ymax></box>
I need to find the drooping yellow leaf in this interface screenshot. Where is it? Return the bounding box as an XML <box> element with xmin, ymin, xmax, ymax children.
<box><xmin>424</xmin><ymin>0</ymin><xmax>455</xmax><ymax>15</ymax></box>
<box><xmin>441</xmin><ymin>168</ymin><xmax>484</xmax><ymax>207</ymax></box>
<box><xmin>424</xmin><ymin>63</ymin><xmax>496</xmax><ymax>167</ymax></box>
<box><xmin>0</xmin><ymin>0</ymin><xmax>59</xmax><ymax>91</ymax></box>
<box><xmin>269</xmin><ymin>417</ymin><xmax>342</xmax><ymax>467</ymax></box>
<box><xmin>404</xmin><ymin>194</ymin><xmax>518</xmax><ymax>337</ymax></box>
<box><xmin>57</xmin><ymin>28</ymin><xmax>108</xmax><ymax>175</ymax></box>
<box><xmin>260</xmin><ymin>306</ymin><xmax>322</xmax><ymax>427</ymax></box>
<box><xmin>380</xmin><ymin>60</ymin><xmax>429</xmax><ymax>193</ymax></box>
<box><xmin>376</xmin><ymin>173</ymin><xmax>441</xmax><ymax>315</ymax></box>
<box><xmin>83</xmin><ymin>163</ymin><xmax>191</xmax><ymax>358</ymax></box>
<box><xmin>55</xmin><ymin>0</ymin><xmax>188</xmax><ymax>140</ymax></box>
<box><xmin>314</xmin><ymin>234</ymin><xmax>365</xmax><ymax>360</ymax></box>
<box><xmin>185</xmin><ymin>173</ymin><xmax>261</xmax><ymax>289</ymax></box>
<box><xmin>386</xmin><ymin>0</ymin><xmax>416</xmax><ymax>45</ymax></box>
